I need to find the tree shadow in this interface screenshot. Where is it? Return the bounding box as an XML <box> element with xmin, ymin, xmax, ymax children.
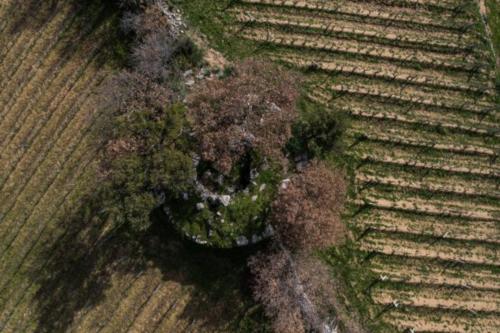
<box><xmin>2</xmin><ymin>0</ymin><xmax>126</xmax><ymax>66</ymax></box>
<box><xmin>4</xmin><ymin>0</ymin><xmax>59</xmax><ymax>35</ymax></box>
<box><xmin>5</xmin><ymin>0</ymin><xmax>95</xmax><ymax>35</ymax></box>
<box><xmin>30</xmin><ymin>192</ymin><xmax>266</xmax><ymax>333</ymax></box>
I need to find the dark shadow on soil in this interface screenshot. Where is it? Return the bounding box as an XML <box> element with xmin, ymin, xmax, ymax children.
<box><xmin>29</xmin><ymin>193</ymin><xmax>268</xmax><ymax>333</ymax></box>
<box><xmin>4</xmin><ymin>0</ymin><xmax>110</xmax><ymax>35</ymax></box>
<box><xmin>2</xmin><ymin>0</ymin><xmax>128</xmax><ymax>67</ymax></box>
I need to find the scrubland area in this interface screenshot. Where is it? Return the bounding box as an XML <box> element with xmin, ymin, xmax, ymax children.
<box><xmin>0</xmin><ymin>0</ymin><xmax>499</xmax><ymax>332</ymax></box>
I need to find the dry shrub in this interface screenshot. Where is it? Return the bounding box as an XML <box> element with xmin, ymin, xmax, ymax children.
<box><xmin>187</xmin><ymin>59</ymin><xmax>302</xmax><ymax>174</ymax></box>
<box><xmin>249</xmin><ymin>249</ymin><xmax>340</xmax><ymax>333</ymax></box>
<box><xmin>131</xmin><ymin>31</ymin><xmax>177</xmax><ymax>81</ymax></box>
<box><xmin>271</xmin><ymin>161</ymin><xmax>347</xmax><ymax>251</ymax></box>
<box><xmin>122</xmin><ymin>5</ymin><xmax>178</xmax><ymax>82</ymax></box>
<box><xmin>121</xmin><ymin>4</ymin><xmax>168</xmax><ymax>38</ymax></box>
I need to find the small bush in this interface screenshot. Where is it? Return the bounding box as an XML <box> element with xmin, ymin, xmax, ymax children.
<box><xmin>287</xmin><ymin>98</ymin><xmax>345</xmax><ymax>161</ymax></box>
<box><xmin>172</xmin><ymin>36</ymin><xmax>204</xmax><ymax>67</ymax></box>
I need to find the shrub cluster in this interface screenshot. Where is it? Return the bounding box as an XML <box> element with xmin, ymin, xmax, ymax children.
<box><xmin>166</xmin><ymin>59</ymin><xmax>303</xmax><ymax>247</ymax></box>
<box><xmin>287</xmin><ymin>99</ymin><xmax>346</xmax><ymax>161</ymax></box>
<box><xmin>96</xmin><ymin>3</ymin><xmax>201</xmax><ymax>234</ymax></box>
<box><xmin>247</xmin><ymin>159</ymin><xmax>348</xmax><ymax>333</ymax></box>
<box><xmin>122</xmin><ymin>5</ymin><xmax>202</xmax><ymax>85</ymax></box>
<box><xmin>245</xmin><ymin>98</ymin><xmax>349</xmax><ymax>332</ymax></box>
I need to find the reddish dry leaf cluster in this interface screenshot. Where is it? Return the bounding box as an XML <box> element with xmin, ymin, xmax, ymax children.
<box><xmin>104</xmin><ymin>139</ymin><xmax>140</xmax><ymax>160</ymax></box>
<box><xmin>187</xmin><ymin>59</ymin><xmax>302</xmax><ymax>174</ymax></box>
<box><xmin>271</xmin><ymin>161</ymin><xmax>347</xmax><ymax>252</ymax></box>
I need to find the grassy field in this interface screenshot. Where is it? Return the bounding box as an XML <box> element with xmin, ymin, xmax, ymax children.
<box><xmin>0</xmin><ymin>1</ymin><xmax>267</xmax><ymax>332</ymax></box>
<box><xmin>177</xmin><ymin>0</ymin><xmax>500</xmax><ymax>331</ymax></box>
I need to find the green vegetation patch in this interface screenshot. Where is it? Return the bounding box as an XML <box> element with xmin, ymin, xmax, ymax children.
<box><xmin>171</xmin><ymin>0</ymin><xmax>261</xmax><ymax>59</ymax></box>
<box><xmin>167</xmin><ymin>153</ymin><xmax>282</xmax><ymax>248</ymax></box>
<box><xmin>486</xmin><ymin>0</ymin><xmax>500</xmax><ymax>87</ymax></box>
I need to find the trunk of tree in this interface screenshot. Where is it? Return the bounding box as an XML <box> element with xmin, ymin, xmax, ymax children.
<box><xmin>277</xmin><ymin>241</ymin><xmax>339</xmax><ymax>333</ymax></box>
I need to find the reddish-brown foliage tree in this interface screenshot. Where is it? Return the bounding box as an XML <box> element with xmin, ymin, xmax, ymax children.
<box><xmin>249</xmin><ymin>248</ymin><xmax>343</xmax><ymax>333</ymax></box>
<box><xmin>271</xmin><ymin>161</ymin><xmax>347</xmax><ymax>251</ymax></box>
<box><xmin>186</xmin><ymin>59</ymin><xmax>302</xmax><ymax>174</ymax></box>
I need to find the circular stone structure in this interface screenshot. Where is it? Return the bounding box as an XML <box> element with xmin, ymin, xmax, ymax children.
<box><xmin>165</xmin><ymin>152</ymin><xmax>279</xmax><ymax>248</ymax></box>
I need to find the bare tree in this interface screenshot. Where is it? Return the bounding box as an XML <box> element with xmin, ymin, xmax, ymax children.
<box><xmin>131</xmin><ymin>31</ymin><xmax>176</xmax><ymax>81</ymax></box>
<box><xmin>121</xmin><ymin>5</ymin><xmax>178</xmax><ymax>82</ymax></box>
<box><xmin>121</xmin><ymin>5</ymin><xmax>170</xmax><ymax>38</ymax></box>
